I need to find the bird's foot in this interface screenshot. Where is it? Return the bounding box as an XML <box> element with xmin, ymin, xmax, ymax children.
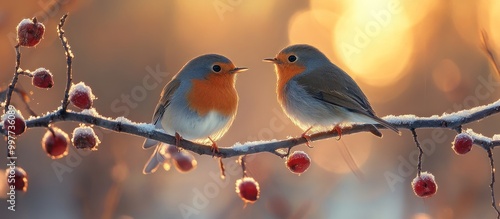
<box><xmin>332</xmin><ymin>126</ymin><xmax>342</xmax><ymax>140</ymax></box>
<box><xmin>175</xmin><ymin>132</ymin><xmax>182</xmax><ymax>147</ymax></box>
<box><xmin>301</xmin><ymin>127</ymin><xmax>314</xmax><ymax>148</ymax></box>
<box><xmin>209</xmin><ymin>137</ymin><xmax>219</xmax><ymax>157</ymax></box>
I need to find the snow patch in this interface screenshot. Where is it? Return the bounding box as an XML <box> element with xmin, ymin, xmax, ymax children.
<box><xmin>69</xmin><ymin>82</ymin><xmax>95</xmax><ymax>100</ymax></box>
<box><xmin>232</xmin><ymin>139</ymin><xmax>279</xmax><ymax>152</ymax></box>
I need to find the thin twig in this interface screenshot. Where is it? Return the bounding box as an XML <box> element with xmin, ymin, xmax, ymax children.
<box><xmin>4</xmin><ymin>44</ymin><xmax>21</xmax><ymax>113</ymax></box>
<box><xmin>218</xmin><ymin>158</ymin><xmax>226</xmax><ymax>179</ymax></box>
<box><xmin>487</xmin><ymin>148</ymin><xmax>500</xmax><ymax>219</ymax></box>
<box><xmin>411</xmin><ymin>129</ymin><xmax>423</xmax><ymax>176</ymax></box>
<box><xmin>57</xmin><ymin>14</ymin><xmax>73</xmax><ymax>111</ymax></box>
<box><xmin>239</xmin><ymin>155</ymin><xmax>247</xmax><ymax>177</ymax></box>
<box><xmin>18</xmin><ymin>70</ymin><xmax>32</xmax><ymax>77</ymax></box>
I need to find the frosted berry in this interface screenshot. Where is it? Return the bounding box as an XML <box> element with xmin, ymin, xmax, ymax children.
<box><xmin>17</xmin><ymin>17</ymin><xmax>45</xmax><ymax>47</ymax></box>
<box><xmin>32</xmin><ymin>68</ymin><xmax>54</xmax><ymax>88</ymax></box>
<box><xmin>235</xmin><ymin>177</ymin><xmax>260</xmax><ymax>203</ymax></box>
<box><xmin>72</xmin><ymin>125</ymin><xmax>100</xmax><ymax>150</ymax></box>
<box><xmin>42</xmin><ymin>127</ymin><xmax>69</xmax><ymax>159</ymax></box>
<box><xmin>6</xmin><ymin>167</ymin><xmax>28</xmax><ymax>192</ymax></box>
<box><xmin>286</xmin><ymin>151</ymin><xmax>311</xmax><ymax>175</ymax></box>
<box><xmin>452</xmin><ymin>133</ymin><xmax>473</xmax><ymax>155</ymax></box>
<box><xmin>69</xmin><ymin>82</ymin><xmax>95</xmax><ymax>109</ymax></box>
<box><xmin>412</xmin><ymin>172</ymin><xmax>438</xmax><ymax>198</ymax></box>
<box><xmin>172</xmin><ymin>151</ymin><xmax>197</xmax><ymax>172</ymax></box>
<box><xmin>2</xmin><ymin>108</ymin><xmax>26</xmax><ymax>136</ymax></box>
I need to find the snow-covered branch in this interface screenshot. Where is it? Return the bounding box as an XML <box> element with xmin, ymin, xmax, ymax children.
<box><xmin>3</xmin><ymin>98</ymin><xmax>497</xmax><ymax>158</ymax></box>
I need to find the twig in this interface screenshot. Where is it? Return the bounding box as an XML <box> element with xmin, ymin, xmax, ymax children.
<box><xmin>57</xmin><ymin>13</ymin><xmax>73</xmax><ymax>111</ymax></box>
<box><xmin>239</xmin><ymin>155</ymin><xmax>247</xmax><ymax>177</ymax></box>
<box><xmin>218</xmin><ymin>158</ymin><xmax>226</xmax><ymax>179</ymax></box>
<box><xmin>487</xmin><ymin>148</ymin><xmax>500</xmax><ymax>218</ymax></box>
<box><xmin>4</xmin><ymin>44</ymin><xmax>22</xmax><ymax>113</ymax></box>
<box><xmin>410</xmin><ymin>129</ymin><xmax>423</xmax><ymax>176</ymax></box>
<box><xmin>18</xmin><ymin>71</ymin><xmax>32</xmax><ymax>77</ymax></box>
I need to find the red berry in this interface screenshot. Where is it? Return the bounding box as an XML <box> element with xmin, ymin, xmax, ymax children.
<box><xmin>452</xmin><ymin>133</ymin><xmax>473</xmax><ymax>155</ymax></box>
<box><xmin>69</xmin><ymin>82</ymin><xmax>95</xmax><ymax>109</ymax></box>
<box><xmin>235</xmin><ymin>177</ymin><xmax>260</xmax><ymax>203</ymax></box>
<box><xmin>17</xmin><ymin>17</ymin><xmax>45</xmax><ymax>47</ymax></box>
<box><xmin>412</xmin><ymin>172</ymin><xmax>438</xmax><ymax>198</ymax></box>
<box><xmin>5</xmin><ymin>167</ymin><xmax>28</xmax><ymax>192</ymax></box>
<box><xmin>2</xmin><ymin>109</ymin><xmax>26</xmax><ymax>136</ymax></box>
<box><xmin>286</xmin><ymin>151</ymin><xmax>311</xmax><ymax>175</ymax></box>
<box><xmin>42</xmin><ymin>127</ymin><xmax>69</xmax><ymax>159</ymax></box>
<box><xmin>32</xmin><ymin>68</ymin><xmax>54</xmax><ymax>88</ymax></box>
<box><xmin>172</xmin><ymin>151</ymin><xmax>197</xmax><ymax>172</ymax></box>
<box><xmin>71</xmin><ymin>125</ymin><xmax>100</xmax><ymax>150</ymax></box>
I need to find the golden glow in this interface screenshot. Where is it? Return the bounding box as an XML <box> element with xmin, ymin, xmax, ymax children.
<box><xmin>288</xmin><ymin>10</ymin><xmax>337</xmax><ymax>59</ymax></box>
<box><xmin>163</xmin><ymin>162</ymin><xmax>171</xmax><ymax>172</ymax></box>
<box><xmin>332</xmin><ymin>0</ymin><xmax>413</xmax><ymax>87</ymax></box>
<box><xmin>311</xmin><ymin>138</ymin><xmax>372</xmax><ymax>174</ymax></box>
<box><xmin>432</xmin><ymin>59</ymin><xmax>462</xmax><ymax>92</ymax></box>
<box><xmin>489</xmin><ymin>0</ymin><xmax>500</xmax><ymax>49</ymax></box>
<box><xmin>451</xmin><ymin>1</ymin><xmax>481</xmax><ymax>46</ymax></box>
<box><xmin>363</xmin><ymin>76</ymin><xmax>410</xmax><ymax>103</ymax></box>
<box><xmin>412</xmin><ymin>213</ymin><xmax>432</xmax><ymax>219</ymax></box>
<box><xmin>172</xmin><ymin>1</ymin><xmax>275</xmax><ymax>50</ymax></box>
<box><xmin>309</xmin><ymin>0</ymin><xmax>342</xmax><ymax>29</ymax></box>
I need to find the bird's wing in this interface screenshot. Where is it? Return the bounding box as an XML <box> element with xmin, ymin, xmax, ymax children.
<box><xmin>152</xmin><ymin>78</ymin><xmax>181</xmax><ymax>125</ymax></box>
<box><xmin>294</xmin><ymin>65</ymin><xmax>375</xmax><ymax>117</ymax></box>
<box><xmin>294</xmin><ymin>65</ymin><xmax>400</xmax><ymax>134</ymax></box>
<box><xmin>142</xmin><ymin>79</ymin><xmax>181</xmax><ymax>149</ymax></box>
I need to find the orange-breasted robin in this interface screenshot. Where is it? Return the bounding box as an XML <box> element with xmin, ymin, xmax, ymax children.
<box><xmin>142</xmin><ymin>54</ymin><xmax>247</xmax><ymax>174</ymax></box>
<box><xmin>264</xmin><ymin>44</ymin><xmax>399</xmax><ymax>144</ymax></box>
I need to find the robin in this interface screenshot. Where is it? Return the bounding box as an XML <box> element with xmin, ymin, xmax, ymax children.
<box><xmin>264</xmin><ymin>44</ymin><xmax>399</xmax><ymax>145</ymax></box>
<box><xmin>142</xmin><ymin>54</ymin><xmax>247</xmax><ymax>174</ymax></box>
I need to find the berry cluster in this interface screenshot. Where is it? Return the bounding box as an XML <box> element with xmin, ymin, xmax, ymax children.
<box><xmin>2</xmin><ymin>17</ymin><xmax>103</xmax><ymax>193</ymax></box>
<box><xmin>409</xmin><ymin>133</ymin><xmax>475</xmax><ymax>199</ymax></box>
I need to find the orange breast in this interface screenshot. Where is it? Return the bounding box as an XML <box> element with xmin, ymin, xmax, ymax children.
<box><xmin>276</xmin><ymin>63</ymin><xmax>305</xmax><ymax>105</ymax></box>
<box><xmin>187</xmin><ymin>73</ymin><xmax>238</xmax><ymax>116</ymax></box>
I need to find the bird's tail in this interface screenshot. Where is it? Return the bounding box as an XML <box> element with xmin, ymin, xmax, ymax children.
<box><xmin>369</xmin><ymin>115</ymin><xmax>401</xmax><ymax>135</ymax></box>
<box><xmin>143</xmin><ymin>138</ymin><xmax>160</xmax><ymax>149</ymax></box>
<box><xmin>143</xmin><ymin>145</ymin><xmax>168</xmax><ymax>174</ymax></box>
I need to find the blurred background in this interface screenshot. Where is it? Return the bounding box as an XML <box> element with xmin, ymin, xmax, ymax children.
<box><xmin>1</xmin><ymin>0</ymin><xmax>500</xmax><ymax>218</ymax></box>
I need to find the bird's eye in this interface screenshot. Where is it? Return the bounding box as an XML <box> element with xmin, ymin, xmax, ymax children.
<box><xmin>288</xmin><ymin>55</ymin><xmax>297</xmax><ymax>63</ymax></box>
<box><xmin>212</xmin><ymin>65</ymin><xmax>222</xmax><ymax>72</ymax></box>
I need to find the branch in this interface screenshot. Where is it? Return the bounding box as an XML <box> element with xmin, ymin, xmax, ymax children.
<box><xmin>57</xmin><ymin>14</ymin><xmax>73</xmax><ymax>111</ymax></box>
<box><xmin>0</xmin><ymin>98</ymin><xmax>497</xmax><ymax>158</ymax></box>
<box><xmin>4</xmin><ymin>44</ymin><xmax>21</xmax><ymax>113</ymax></box>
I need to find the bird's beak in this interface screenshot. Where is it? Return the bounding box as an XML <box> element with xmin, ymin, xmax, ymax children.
<box><xmin>230</xmin><ymin>67</ymin><xmax>248</xmax><ymax>74</ymax></box>
<box><xmin>263</xmin><ymin>58</ymin><xmax>280</xmax><ymax>64</ymax></box>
